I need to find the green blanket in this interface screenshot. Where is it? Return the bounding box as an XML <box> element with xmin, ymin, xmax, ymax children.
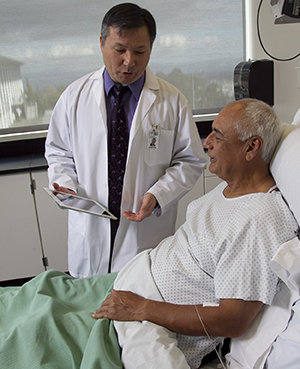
<box><xmin>0</xmin><ymin>270</ymin><xmax>123</xmax><ymax>369</ymax></box>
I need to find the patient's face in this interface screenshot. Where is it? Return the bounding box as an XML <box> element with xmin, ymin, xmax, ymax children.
<box><xmin>203</xmin><ymin>104</ymin><xmax>247</xmax><ymax>181</ymax></box>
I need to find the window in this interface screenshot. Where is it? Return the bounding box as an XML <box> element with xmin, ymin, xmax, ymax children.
<box><xmin>0</xmin><ymin>0</ymin><xmax>244</xmax><ymax>139</ymax></box>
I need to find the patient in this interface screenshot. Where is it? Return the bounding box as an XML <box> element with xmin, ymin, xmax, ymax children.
<box><xmin>0</xmin><ymin>99</ymin><xmax>298</xmax><ymax>369</ymax></box>
<box><xmin>92</xmin><ymin>98</ymin><xmax>298</xmax><ymax>368</ymax></box>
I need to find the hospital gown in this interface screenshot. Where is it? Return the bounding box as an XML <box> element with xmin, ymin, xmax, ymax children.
<box><xmin>150</xmin><ymin>182</ymin><xmax>298</xmax><ymax>369</ymax></box>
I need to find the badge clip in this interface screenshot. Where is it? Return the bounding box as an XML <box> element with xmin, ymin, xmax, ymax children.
<box><xmin>148</xmin><ymin>124</ymin><xmax>159</xmax><ymax>149</ymax></box>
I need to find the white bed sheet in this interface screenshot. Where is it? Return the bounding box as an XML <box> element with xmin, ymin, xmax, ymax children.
<box><xmin>226</xmin><ymin>237</ymin><xmax>300</xmax><ymax>369</ymax></box>
<box><xmin>113</xmin><ymin>249</ymin><xmax>190</xmax><ymax>369</ymax></box>
<box><xmin>266</xmin><ymin>299</ymin><xmax>300</xmax><ymax>369</ymax></box>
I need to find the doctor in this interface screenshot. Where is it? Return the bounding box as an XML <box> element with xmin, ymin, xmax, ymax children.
<box><xmin>45</xmin><ymin>3</ymin><xmax>206</xmax><ymax>278</ymax></box>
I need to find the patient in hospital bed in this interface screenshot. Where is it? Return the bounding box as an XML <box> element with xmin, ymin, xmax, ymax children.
<box><xmin>0</xmin><ymin>98</ymin><xmax>299</xmax><ymax>369</ymax></box>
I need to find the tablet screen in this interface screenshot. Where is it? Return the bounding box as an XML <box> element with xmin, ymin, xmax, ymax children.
<box><xmin>43</xmin><ymin>188</ymin><xmax>117</xmax><ymax>219</ymax></box>
<box><xmin>56</xmin><ymin>192</ymin><xmax>100</xmax><ymax>211</ymax></box>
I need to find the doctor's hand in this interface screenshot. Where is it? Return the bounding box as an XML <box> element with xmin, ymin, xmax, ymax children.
<box><xmin>123</xmin><ymin>193</ymin><xmax>157</xmax><ymax>222</ymax></box>
<box><xmin>92</xmin><ymin>289</ymin><xmax>147</xmax><ymax>321</ymax></box>
<box><xmin>52</xmin><ymin>182</ymin><xmax>78</xmax><ymax>196</ymax></box>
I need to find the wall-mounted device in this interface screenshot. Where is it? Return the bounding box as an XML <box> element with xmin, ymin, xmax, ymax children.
<box><xmin>234</xmin><ymin>59</ymin><xmax>274</xmax><ymax>106</ymax></box>
<box><xmin>270</xmin><ymin>0</ymin><xmax>300</xmax><ymax>24</ymax></box>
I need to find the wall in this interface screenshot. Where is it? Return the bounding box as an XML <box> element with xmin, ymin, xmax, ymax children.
<box><xmin>245</xmin><ymin>0</ymin><xmax>300</xmax><ymax>123</ymax></box>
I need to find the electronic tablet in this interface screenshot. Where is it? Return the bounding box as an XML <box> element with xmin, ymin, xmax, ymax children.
<box><xmin>43</xmin><ymin>187</ymin><xmax>117</xmax><ymax>219</ymax></box>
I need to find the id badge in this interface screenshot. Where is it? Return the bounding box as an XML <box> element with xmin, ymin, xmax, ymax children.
<box><xmin>147</xmin><ymin>125</ymin><xmax>159</xmax><ymax>149</ymax></box>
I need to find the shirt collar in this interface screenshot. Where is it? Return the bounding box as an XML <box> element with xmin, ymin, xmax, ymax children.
<box><xmin>103</xmin><ymin>69</ymin><xmax>145</xmax><ymax>101</ymax></box>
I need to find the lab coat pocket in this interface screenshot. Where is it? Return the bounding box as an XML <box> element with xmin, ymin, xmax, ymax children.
<box><xmin>68</xmin><ymin>211</ymin><xmax>86</xmax><ymax>236</ymax></box>
<box><xmin>144</xmin><ymin>129</ymin><xmax>174</xmax><ymax>166</ymax></box>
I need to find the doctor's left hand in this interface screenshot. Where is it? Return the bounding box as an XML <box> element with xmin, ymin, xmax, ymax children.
<box><xmin>123</xmin><ymin>193</ymin><xmax>157</xmax><ymax>222</ymax></box>
<box><xmin>52</xmin><ymin>182</ymin><xmax>77</xmax><ymax>196</ymax></box>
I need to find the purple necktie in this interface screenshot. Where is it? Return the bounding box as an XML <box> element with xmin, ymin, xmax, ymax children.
<box><xmin>108</xmin><ymin>84</ymin><xmax>129</xmax><ymax>218</ymax></box>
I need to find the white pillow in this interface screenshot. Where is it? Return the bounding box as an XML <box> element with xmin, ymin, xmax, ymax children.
<box><xmin>292</xmin><ymin>107</ymin><xmax>300</xmax><ymax>126</ymax></box>
<box><xmin>270</xmin><ymin>124</ymin><xmax>300</xmax><ymax>224</ymax></box>
<box><xmin>270</xmin><ymin>236</ymin><xmax>300</xmax><ymax>294</ymax></box>
<box><xmin>226</xmin><ymin>237</ymin><xmax>300</xmax><ymax>369</ymax></box>
<box><xmin>264</xmin><ymin>237</ymin><xmax>300</xmax><ymax>369</ymax></box>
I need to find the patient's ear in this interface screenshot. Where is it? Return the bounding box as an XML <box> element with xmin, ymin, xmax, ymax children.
<box><xmin>245</xmin><ymin>136</ymin><xmax>263</xmax><ymax>161</ymax></box>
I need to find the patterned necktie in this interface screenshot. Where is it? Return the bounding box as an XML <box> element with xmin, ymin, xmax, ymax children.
<box><xmin>108</xmin><ymin>84</ymin><xmax>130</xmax><ymax>218</ymax></box>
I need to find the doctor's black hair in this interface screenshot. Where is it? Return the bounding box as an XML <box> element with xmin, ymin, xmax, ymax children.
<box><xmin>101</xmin><ymin>3</ymin><xmax>156</xmax><ymax>48</ymax></box>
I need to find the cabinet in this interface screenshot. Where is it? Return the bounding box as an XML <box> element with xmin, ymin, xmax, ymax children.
<box><xmin>0</xmin><ymin>170</ymin><xmax>68</xmax><ymax>281</ymax></box>
<box><xmin>0</xmin><ymin>152</ymin><xmax>221</xmax><ymax>281</ymax></box>
<box><xmin>175</xmin><ymin>151</ymin><xmax>223</xmax><ymax>229</ymax></box>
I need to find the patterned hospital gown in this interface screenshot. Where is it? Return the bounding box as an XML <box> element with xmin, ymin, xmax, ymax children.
<box><xmin>150</xmin><ymin>182</ymin><xmax>298</xmax><ymax>369</ymax></box>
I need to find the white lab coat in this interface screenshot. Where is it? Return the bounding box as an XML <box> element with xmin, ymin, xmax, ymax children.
<box><xmin>45</xmin><ymin>66</ymin><xmax>206</xmax><ymax>277</ymax></box>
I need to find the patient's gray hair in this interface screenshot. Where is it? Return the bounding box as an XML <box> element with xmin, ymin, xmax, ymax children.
<box><xmin>234</xmin><ymin>99</ymin><xmax>282</xmax><ymax>163</ymax></box>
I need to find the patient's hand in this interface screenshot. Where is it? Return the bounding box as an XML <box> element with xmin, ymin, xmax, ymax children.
<box><xmin>92</xmin><ymin>290</ymin><xmax>147</xmax><ymax>321</ymax></box>
<box><xmin>123</xmin><ymin>193</ymin><xmax>157</xmax><ymax>222</ymax></box>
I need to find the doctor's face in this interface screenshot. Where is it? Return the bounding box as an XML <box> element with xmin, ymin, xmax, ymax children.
<box><xmin>100</xmin><ymin>26</ymin><xmax>151</xmax><ymax>86</ymax></box>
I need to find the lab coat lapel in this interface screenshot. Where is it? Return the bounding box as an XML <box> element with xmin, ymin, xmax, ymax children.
<box><xmin>91</xmin><ymin>68</ymin><xmax>107</xmax><ymax>131</ymax></box>
<box><xmin>128</xmin><ymin>67</ymin><xmax>159</xmax><ymax>152</ymax></box>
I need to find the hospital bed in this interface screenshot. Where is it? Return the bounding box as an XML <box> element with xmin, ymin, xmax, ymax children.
<box><xmin>0</xmin><ymin>123</ymin><xmax>299</xmax><ymax>369</ymax></box>
<box><xmin>113</xmin><ymin>122</ymin><xmax>300</xmax><ymax>369</ymax></box>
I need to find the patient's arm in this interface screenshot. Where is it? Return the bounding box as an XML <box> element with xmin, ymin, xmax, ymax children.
<box><xmin>92</xmin><ymin>289</ymin><xmax>263</xmax><ymax>338</ymax></box>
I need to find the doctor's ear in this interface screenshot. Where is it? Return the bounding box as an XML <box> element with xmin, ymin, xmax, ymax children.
<box><xmin>100</xmin><ymin>36</ymin><xmax>104</xmax><ymax>52</ymax></box>
<box><xmin>245</xmin><ymin>136</ymin><xmax>263</xmax><ymax>161</ymax></box>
